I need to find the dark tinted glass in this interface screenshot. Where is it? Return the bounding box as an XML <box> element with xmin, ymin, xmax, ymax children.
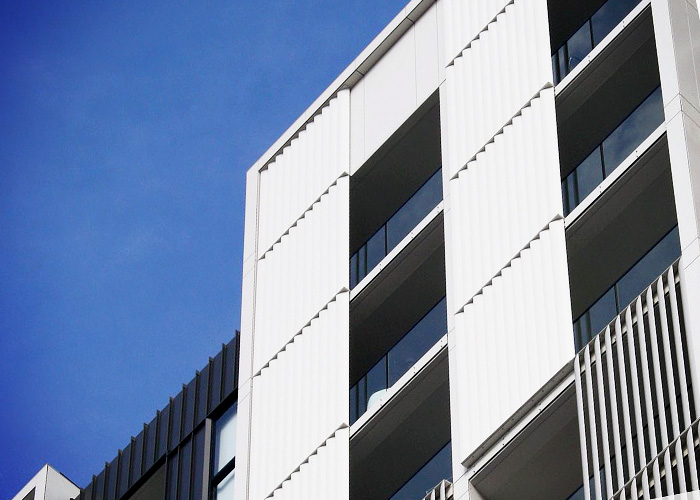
<box><xmin>390</xmin><ymin>442</ymin><xmax>452</xmax><ymax>500</ymax></box>
<box><xmin>586</xmin><ymin>287</ymin><xmax>617</xmax><ymax>347</ymax></box>
<box><xmin>366</xmin><ymin>227</ymin><xmax>386</xmax><ymax>272</ymax></box>
<box><xmin>357</xmin><ymin>378</ymin><xmax>367</xmax><ymax>417</ymax></box>
<box><xmin>157</xmin><ymin>407</ymin><xmax>170</xmax><ymax>460</ymax></box>
<box><xmin>358</xmin><ymin>247</ymin><xmax>367</xmax><ymax>283</ymax></box>
<box><xmin>118</xmin><ymin>444</ymin><xmax>132</xmax><ymax>497</ymax></box>
<box><xmin>106</xmin><ymin>458</ymin><xmax>119</xmax><ymax>500</ymax></box>
<box><xmin>365</xmin><ymin>358</ymin><xmax>387</xmax><ymax>408</ymax></box>
<box><xmin>386</xmin><ymin>169</ymin><xmax>442</xmax><ymax>250</ymax></box>
<box><xmin>617</xmin><ymin>227</ymin><xmax>680</xmax><ymax>308</ymax></box>
<box><xmin>349</xmin><ymin>253</ymin><xmax>358</xmax><ymax>288</ymax></box>
<box><xmin>223</xmin><ymin>337</ymin><xmax>237</xmax><ymax>396</ymax></box>
<box><xmin>349</xmin><ymin>385</ymin><xmax>358</xmax><ymax>424</ymax></box>
<box><xmin>592</xmin><ymin>0</ymin><xmax>640</xmax><ymax>44</ymax></box>
<box><xmin>192</xmin><ymin>428</ymin><xmax>205</xmax><ymax>500</ymax></box>
<box><xmin>166</xmin><ymin>453</ymin><xmax>179</xmax><ymax>500</ymax></box>
<box><xmin>145</xmin><ymin>416</ymin><xmax>158</xmax><ymax>469</ymax></box>
<box><xmin>131</xmin><ymin>431</ymin><xmax>144</xmax><ymax>486</ymax></box>
<box><xmin>602</xmin><ymin>87</ymin><xmax>663</xmax><ymax>176</ymax></box>
<box><xmin>388</xmin><ymin>298</ymin><xmax>447</xmax><ymax>385</ymax></box>
<box><xmin>183</xmin><ymin>379</ymin><xmax>196</xmax><ymax>438</ymax></box>
<box><xmin>170</xmin><ymin>393</ymin><xmax>184</xmax><ymax>451</ymax></box>
<box><xmin>573</xmin><ymin>148</ymin><xmax>604</xmax><ymax>209</ymax></box>
<box><xmin>196</xmin><ymin>368</ymin><xmax>209</xmax><ymax>425</ymax></box>
<box><xmin>178</xmin><ymin>439</ymin><xmax>192</xmax><ymax>500</ymax></box>
<box><xmin>94</xmin><ymin>471</ymin><xmax>106</xmax><ymax>500</ymax></box>
<box><xmin>566</xmin><ymin>22</ymin><xmax>593</xmax><ymax>73</ymax></box>
<box><xmin>557</xmin><ymin>45</ymin><xmax>567</xmax><ymax>83</ymax></box>
<box><xmin>210</xmin><ymin>352</ymin><xmax>223</xmax><ymax>409</ymax></box>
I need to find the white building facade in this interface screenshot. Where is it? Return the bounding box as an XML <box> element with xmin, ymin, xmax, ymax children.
<box><xmin>236</xmin><ymin>0</ymin><xmax>700</xmax><ymax>499</ymax></box>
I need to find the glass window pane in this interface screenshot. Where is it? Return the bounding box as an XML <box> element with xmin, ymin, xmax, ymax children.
<box><xmin>365</xmin><ymin>358</ymin><xmax>387</xmax><ymax>409</ymax></box>
<box><xmin>349</xmin><ymin>252</ymin><xmax>359</xmax><ymax>289</ymax></box>
<box><xmin>558</xmin><ymin>45</ymin><xmax>568</xmax><ymax>82</ymax></box>
<box><xmin>602</xmin><ymin>87</ymin><xmax>663</xmax><ymax>176</ymax></box>
<box><xmin>386</xmin><ymin>169</ymin><xmax>442</xmax><ymax>250</ymax></box>
<box><xmin>215</xmin><ymin>403</ymin><xmax>238</xmax><ymax>473</ymax></box>
<box><xmin>358</xmin><ymin>246</ymin><xmax>367</xmax><ymax>282</ymax></box>
<box><xmin>390</xmin><ymin>442</ymin><xmax>452</xmax><ymax>500</ymax></box>
<box><xmin>192</xmin><ymin>428</ymin><xmax>205</xmax><ymax>500</ymax></box>
<box><xmin>366</xmin><ymin>227</ymin><xmax>386</xmax><ymax>272</ymax></box>
<box><xmin>587</xmin><ymin>287</ymin><xmax>618</xmax><ymax>342</ymax></box>
<box><xmin>592</xmin><ymin>0</ymin><xmax>640</xmax><ymax>45</ymax></box>
<box><xmin>349</xmin><ymin>385</ymin><xmax>358</xmax><ymax>425</ymax></box>
<box><xmin>552</xmin><ymin>53</ymin><xmax>560</xmax><ymax>85</ymax></box>
<box><xmin>178</xmin><ymin>439</ymin><xmax>192</xmax><ymax>500</ymax></box>
<box><xmin>388</xmin><ymin>298</ymin><xmax>447</xmax><ymax>386</ymax></box>
<box><xmin>573</xmin><ymin>147</ymin><xmax>604</xmax><ymax>206</ymax></box>
<box><xmin>566</xmin><ymin>21</ymin><xmax>593</xmax><ymax>74</ymax></box>
<box><xmin>215</xmin><ymin>471</ymin><xmax>235</xmax><ymax>500</ymax></box>
<box><xmin>616</xmin><ymin>227</ymin><xmax>680</xmax><ymax>308</ymax></box>
<box><xmin>166</xmin><ymin>452</ymin><xmax>179</xmax><ymax>500</ymax></box>
<box><xmin>358</xmin><ymin>378</ymin><xmax>367</xmax><ymax>417</ymax></box>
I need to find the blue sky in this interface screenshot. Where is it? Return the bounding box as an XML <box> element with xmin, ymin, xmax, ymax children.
<box><xmin>0</xmin><ymin>1</ymin><xmax>407</xmax><ymax>496</ymax></box>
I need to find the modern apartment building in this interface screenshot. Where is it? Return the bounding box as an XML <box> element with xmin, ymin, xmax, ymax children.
<box><xmin>12</xmin><ymin>0</ymin><xmax>700</xmax><ymax>500</ymax></box>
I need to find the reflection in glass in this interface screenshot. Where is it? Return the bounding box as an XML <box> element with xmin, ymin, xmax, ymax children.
<box><xmin>592</xmin><ymin>0</ymin><xmax>640</xmax><ymax>44</ymax></box>
<box><xmin>567</xmin><ymin>22</ymin><xmax>593</xmax><ymax>73</ymax></box>
<box><xmin>390</xmin><ymin>442</ymin><xmax>452</xmax><ymax>500</ymax></box>
<box><xmin>572</xmin><ymin>227</ymin><xmax>680</xmax><ymax>352</ymax></box>
<box><xmin>350</xmin><ymin>168</ymin><xmax>442</xmax><ymax>287</ymax></box>
<box><xmin>214</xmin><ymin>403</ymin><xmax>237</xmax><ymax>473</ymax></box>
<box><xmin>562</xmin><ymin>148</ymin><xmax>604</xmax><ymax>215</ymax></box>
<box><xmin>215</xmin><ymin>471</ymin><xmax>235</xmax><ymax>500</ymax></box>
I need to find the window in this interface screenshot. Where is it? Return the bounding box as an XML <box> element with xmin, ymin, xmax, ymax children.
<box><xmin>211</xmin><ymin>402</ymin><xmax>237</xmax><ymax>500</ymax></box>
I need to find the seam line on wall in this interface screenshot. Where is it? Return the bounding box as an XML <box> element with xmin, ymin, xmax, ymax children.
<box><xmin>446</xmin><ymin>0</ymin><xmax>515</xmax><ymax>68</ymax></box>
<box><xmin>455</xmin><ymin>215</ymin><xmax>563</xmax><ymax>314</ymax></box>
<box><xmin>449</xmin><ymin>84</ymin><xmax>552</xmax><ymax>181</ymax></box>
<box><xmin>253</xmin><ymin>288</ymin><xmax>349</xmax><ymax>376</ymax></box>
<box><xmin>258</xmin><ymin>173</ymin><xmax>349</xmax><ymax>260</ymax></box>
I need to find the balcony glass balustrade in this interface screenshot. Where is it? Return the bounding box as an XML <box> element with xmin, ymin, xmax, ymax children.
<box><xmin>390</xmin><ymin>442</ymin><xmax>452</xmax><ymax>500</ymax></box>
<box><xmin>552</xmin><ymin>0</ymin><xmax>640</xmax><ymax>85</ymax></box>
<box><xmin>562</xmin><ymin>86</ymin><xmax>663</xmax><ymax>216</ymax></box>
<box><xmin>573</xmin><ymin>226</ymin><xmax>680</xmax><ymax>352</ymax></box>
<box><xmin>350</xmin><ymin>168</ymin><xmax>443</xmax><ymax>289</ymax></box>
<box><xmin>350</xmin><ymin>297</ymin><xmax>447</xmax><ymax>425</ymax></box>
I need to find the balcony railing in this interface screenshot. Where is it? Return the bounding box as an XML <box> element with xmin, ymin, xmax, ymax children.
<box><xmin>562</xmin><ymin>86</ymin><xmax>663</xmax><ymax>217</ymax></box>
<box><xmin>573</xmin><ymin>225</ymin><xmax>680</xmax><ymax>352</ymax></box>
<box><xmin>350</xmin><ymin>168</ymin><xmax>443</xmax><ymax>288</ymax></box>
<box><xmin>349</xmin><ymin>297</ymin><xmax>447</xmax><ymax>425</ymax></box>
<box><xmin>552</xmin><ymin>0</ymin><xmax>641</xmax><ymax>85</ymax></box>
<box><xmin>390</xmin><ymin>442</ymin><xmax>452</xmax><ymax>500</ymax></box>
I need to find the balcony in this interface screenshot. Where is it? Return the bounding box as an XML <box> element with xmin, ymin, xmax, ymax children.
<box><xmin>552</xmin><ymin>0</ymin><xmax>641</xmax><ymax>85</ymax></box>
<box><xmin>350</xmin><ymin>297</ymin><xmax>447</xmax><ymax>425</ymax></box>
<box><xmin>390</xmin><ymin>443</ymin><xmax>451</xmax><ymax>500</ymax></box>
<box><xmin>562</xmin><ymin>86</ymin><xmax>663</xmax><ymax>216</ymax></box>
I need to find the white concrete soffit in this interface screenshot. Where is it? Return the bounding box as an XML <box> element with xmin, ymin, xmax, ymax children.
<box><xmin>248</xmin><ymin>0</ymin><xmax>437</xmax><ymax>174</ymax></box>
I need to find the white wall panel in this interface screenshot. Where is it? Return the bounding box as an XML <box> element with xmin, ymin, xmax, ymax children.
<box><xmin>248</xmin><ymin>296</ymin><xmax>349</xmax><ymax>500</ymax></box>
<box><xmin>443</xmin><ymin>0</ymin><xmax>511</xmax><ymax>65</ymax></box>
<box><xmin>448</xmin><ymin>90</ymin><xmax>562</xmax><ymax>313</ymax></box>
<box><xmin>257</xmin><ymin>90</ymin><xmax>350</xmax><ymax>255</ymax></box>
<box><xmin>450</xmin><ymin>221</ymin><xmax>574</xmax><ymax>463</ymax></box>
<box><xmin>253</xmin><ymin>177</ymin><xmax>349</xmax><ymax>373</ymax></box>
<box><xmin>442</xmin><ymin>0</ymin><xmax>552</xmax><ymax>179</ymax></box>
<box><xmin>268</xmin><ymin>429</ymin><xmax>349</xmax><ymax>500</ymax></box>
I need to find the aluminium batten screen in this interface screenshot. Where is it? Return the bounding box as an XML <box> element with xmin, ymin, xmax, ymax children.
<box><xmin>575</xmin><ymin>263</ymin><xmax>699</xmax><ymax>500</ymax></box>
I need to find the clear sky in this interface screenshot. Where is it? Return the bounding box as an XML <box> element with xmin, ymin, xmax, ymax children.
<box><xmin>0</xmin><ymin>1</ymin><xmax>407</xmax><ymax>497</ymax></box>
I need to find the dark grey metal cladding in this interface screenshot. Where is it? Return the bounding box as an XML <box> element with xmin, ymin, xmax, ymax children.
<box><xmin>75</xmin><ymin>333</ymin><xmax>239</xmax><ymax>500</ymax></box>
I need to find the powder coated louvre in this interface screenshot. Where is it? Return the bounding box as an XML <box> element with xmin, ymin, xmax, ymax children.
<box><xmin>267</xmin><ymin>429</ymin><xmax>349</xmax><ymax>500</ymax></box>
<box><xmin>442</xmin><ymin>0</ymin><xmax>552</xmax><ymax>180</ymax></box>
<box><xmin>253</xmin><ymin>176</ymin><xmax>349</xmax><ymax>374</ymax></box>
<box><xmin>575</xmin><ymin>263</ymin><xmax>699</xmax><ymax>500</ymax></box>
<box><xmin>450</xmin><ymin>221</ymin><xmax>574</xmax><ymax>464</ymax></box>
<box><xmin>257</xmin><ymin>90</ymin><xmax>350</xmax><ymax>256</ymax></box>
<box><xmin>443</xmin><ymin>0</ymin><xmax>511</xmax><ymax>66</ymax></box>
<box><xmin>447</xmin><ymin>90</ymin><xmax>562</xmax><ymax>314</ymax></box>
<box><xmin>248</xmin><ymin>296</ymin><xmax>349</xmax><ymax>500</ymax></box>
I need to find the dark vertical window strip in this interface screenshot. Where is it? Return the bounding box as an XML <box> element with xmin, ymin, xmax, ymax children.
<box><xmin>223</xmin><ymin>338</ymin><xmax>236</xmax><ymax>396</ymax></box>
<box><xmin>166</xmin><ymin>452</ymin><xmax>179</xmax><ymax>500</ymax></box>
<box><xmin>106</xmin><ymin>457</ymin><xmax>118</xmax><ymax>500</ymax></box>
<box><xmin>191</xmin><ymin>427</ymin><xmax>205</xmax><ymax>500</ymax></box>
<box><xmin>118</xmin><ymin>443</ymin><xmax>132</xmax><ymax>498</ymax></box>
<box><xmin>183</xmin><ymin>378</ymin><xmax>196</xmax><ymax>438</ymax></box>
<box><xmin>169</xmin><ymin>392</ymin><xmax>184</xmax><ymax>451</ymax></box>
<box><xmin>94</xmin><ymin>471</ymin><xmax>105</xmax><ymax>500</ymax></box>
<box><xmin>210</xmin><ymin>351</ymin><xmax>223</xmax><ymax>411</ymax></box>
<box><xmin>178</xmin><ymin>439</ymin><xmax>193</xmax><ymax>500</ymax></box>
<box><xmin>196</xmin><ymin>365</ymin><xmax>209</xmax><ymax>426</ymax></box>
<box><xmin>131</xmin><ymin>430</ymin><xmax>145</xmax><ymax>486</ymax></box>
<box><xmin>145</xmin><ymin>415</ymin><xmax>158</xmax><ymax>470</ymax></box>
<box><xmin>158</xmin><ymin>405</ymin><xmax>170</xmax><ymax>460</ymax></box>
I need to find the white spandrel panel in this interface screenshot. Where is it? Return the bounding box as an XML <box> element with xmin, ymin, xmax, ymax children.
<box><xmin>442</xmin><ymin>0</ymin><xmax>552</xmax><ymax>179</ymax></box>
<box><xmin>268</xmin><ymin>429</ymin><xmax>349</xmax><ymax>500</ymax></box>
<box><xmin>258</xmin><ymin>90</ymin><xmax>350</xmax><ymax>255</ymax></box>
<box><xmin>448</xmin><ymin>90</ymin><xmax>562</xmax><ymax>313</ymax></box>
<box><xmin>248</xmin><ymin>296</ymin><xmax>349</xmax><ymax>500</ymax></box>
<box><xmin>442</xmin><ymin>0</ymin><xmax>511</xmax><ymax>65</ymax></box>
<box><xmin>449</xmin><ymin>221</ymin><xmax>574</xmax><ymax>464</ymax></box>
<box><xmin>253</xmin><ymin>176</ymin><xmax>349</xmax><ymax>374</ymax></box>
